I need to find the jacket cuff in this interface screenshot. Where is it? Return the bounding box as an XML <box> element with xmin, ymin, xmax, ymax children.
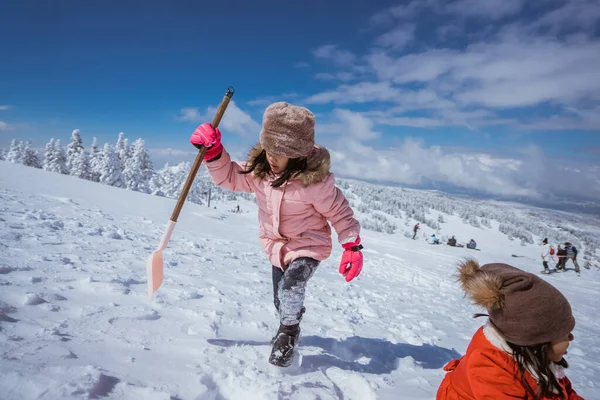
<box><xmin>341</xmin><ymin>235</ymin><xmax>361</xmax><ymax>250</ymax></box>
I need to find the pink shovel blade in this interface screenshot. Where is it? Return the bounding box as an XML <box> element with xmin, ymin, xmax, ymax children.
<box><xmin>147</xmin><ymin>220</ymin><xmax>177</xmax><ymax>298</ymax></box>
<box><xmin>147</xmin><ymin>251</ymin><xmax>164</xmax><ymax>298</ymax></box>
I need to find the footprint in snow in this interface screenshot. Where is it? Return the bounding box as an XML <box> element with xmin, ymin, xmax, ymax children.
<box><xmin>0</xmin><ymin>312</ymin><xmax>19</xmax><ymax>322</ymax></box>
<box><xmin>0</xmin><ymin>266</ymin><xmax>16</xmax><ymax>274</ymax></box>
<box><xmin>24</xmin><ymin>293</ymin><xmax>47</xmax><ymax>306</ymax></box>
<box><xmin>22</xmin><ymin>293</ymin><xmax>67</xmax><ymax>307</ymax></box>
<box><xmin>23</xmin><ymin>209</ymin><xmax>56</xmax><ymax>221</ymax></box>
<box><xmin>42</xmin><ymin>303</ymin><xmax>61</xmax><ymax>312</ymax></box>
<box><xmin>109</xmin><ymin>309</ymin><xmax>161</xmax><ymax>324</ymax></box>
<box><xmin>179</xmin><ymin>290</ymin><xmax>204</xmax><ymax>300</ymax></box>
<box><xmin>88</xmin><ymin>374</ymin><xmax>121</xmax><ymax>399</ymax></box>
<box><xmin>40</xmin><ymin>220</ymin><xmax>65</xmax><ymax>230</ymax></box>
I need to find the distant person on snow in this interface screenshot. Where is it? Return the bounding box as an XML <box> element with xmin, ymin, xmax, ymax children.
<box><xmin>437</xmin><ymin>260</ymin><xmax>582</xmax><ymax>400</ymax></box>
<box><xmin>467</xmin><ymin>239</ymin><xmax>477</xmax><ymax>250</ymax></box>
<box><xmin>413</xmin><ymin>223</ymin><xmax>420</xmax><ymax>239</ymax></box>
<box><xmin>555</xmin><ymin>244</ymin><xmax>567</xmax><ymax>271</ymax></box>
<box><xmin>541</xmin><ymin>238</ymin><xmax>552</xmax><ymax>274</ymax></box>
<box><xmin>428</xmin><ymin>234</ymin><xmax>441</xmax><ymax>245</ymax></box>
<box><xmin>447</xmin><ymin>236</ymin><xmax>457</xmax><ymax>247</ymax></box>
<box><xmin>564</xmin><ymin>242</ymin><xmax>580</xmax><ymax>274</ymax></box>
<box><xmin>190</xmin><ymin>102</ymin><xmax>363</xmax><ymax>367</ymax></box>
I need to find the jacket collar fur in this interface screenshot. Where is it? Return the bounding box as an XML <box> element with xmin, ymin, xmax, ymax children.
<box><xmin>247</xmin><ymin>143</ymin><xmax>331</xmax><ymax>185</ymax></box>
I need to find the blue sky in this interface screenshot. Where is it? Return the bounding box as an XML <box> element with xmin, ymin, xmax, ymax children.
<box><xmin>1</xmin><ymin>0</ymin><xmax>599</xmax><ymax>203</ymax></box>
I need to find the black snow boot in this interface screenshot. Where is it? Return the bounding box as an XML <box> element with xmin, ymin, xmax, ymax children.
<box><xmin>271</xmin><ymin>307</ymin><xmax>305</xmax><ymax>344</ymax></box>
<box><xmin>268</xmin><ymin>323</ymin><xmax>300</xmax><ymax>367</ymax></box>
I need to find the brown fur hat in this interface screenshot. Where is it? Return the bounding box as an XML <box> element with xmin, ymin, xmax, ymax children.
<box><xmin>458</xmin><ymin>259</ymin><xmax>575</xmax><ymax>346</ymax></box>
<box><xmin>259</xmin><ymin>102</ymin><xmax>315</xmax><ymax>159</ymax></box>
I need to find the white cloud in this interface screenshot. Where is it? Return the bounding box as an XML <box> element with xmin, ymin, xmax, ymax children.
<box><xmin>374</xmin><ymin>25</ymin><xmax>415</xmax><ymax>49</ymax></box>
<box><xmin>0</xmin><ymin>105</ymin><xmax>12</xmax><ymax>111</ymax></box>
<box><xmin>311</xmin><ymin>18</ymin><xmax>600</xmax><ymax>129</ymax></box>
<box><xmin>247</xmin><ymin>97</ymin><xmax>278</xmax><ymax>107</ymax></box>
<box><xmin>446</xmin><ymin>0</ymin><xmax>525</xmax><ymax>19</ymax></box>
<box><xmin>533</xmin><ymin>0</ymin><xmax>600</xmax><ymax>33</ymax></box>
<box><xmin>177</xmin><ymin>100</ymin><xmax>261</xmax><ymax>137</ymax></box>
<box><xmin>315</xmin><ymin>72</ymin><xmax>356</xmax><ymax>82</ymax></box>
<box><xmin>361</xmin><ymin>1</ymin><xmax>600</xmax><ymax>113</ymax></box>
<box><xmin>371</xmin><ymin>0</ymin><xmax>524</xmax><ymax>24</ymax></box>
<box><xmin>370</xmin><ymin>115</ymin><xmax>449</xmax><ymax>128</ymax></box>
<box><xmin>312</xmin><ymin>110</ymin><xmax>599</xmax><ymax>201</ymax></box>
<box><xmin>327</xmin><ymin>137</ymin><xmax>537</xmax><ymax>198</ymax></box>
<box><xmin>145</xmin><ymin>147</ymin><xmax>200</xmax><ymax>169</ymax></box>
<box><xmin>436</xmin><ymin>24</ymin><xmax>463</xmax><ymax>41</ymax></box>
<box><xmin>317</xmin><ymin>109</ymin><xmax>380</xmax><ymax>141</ymax></box>
<box><xmin>315</xmin><ymin>73</ymin><xmax>337</xmax><ymax>81</ymax></box>
<box><xmin>304</xmin><ymin>81</ymin><xmax>401</xmax><ymax>104</ymax></box>
<box><xmin>148</xmin><ymin>148</ymin><xmax>197</xmax><ymax>158</ymax></box>
<box><xmin>178</xmin><ymin>107</ymin><xmax>203</xmax><ymax>122</ymax></box>
<box><xmin>293</xmin><ymin>61</ymin><xmax>310</xmax><ymax>68</ymax></box>
<box><xmin>247</xmin><ymin>93</ymin><xmax>299</xmax><ymax>107</ymax></box>
<box><xmin>524</xmin><ymin>113</ymin><xmax>600</xmax><ymax>130</ymax></box>
<box><xmin>328</xmin><ymin>137</ymin><xmax>600</xmax><ymax>201</ymax></box>
<box><xmin>367</xmin><ymin>49</ymin><xmax>456</xmax><ymax>84</ymax></box>
<box><xmin>369</xmin><ymin>0</ymin><xmax>435</xmax><ymax>26</ymax></box>
<box><xmin>0</xmin><ymin>121</ymin><xmax>11</xmax><ymax>131</ymax></box>
<box><xmin>313</xmin><ymin>45</ymin><xmax>356</xmax><ymax>66</ymax></box>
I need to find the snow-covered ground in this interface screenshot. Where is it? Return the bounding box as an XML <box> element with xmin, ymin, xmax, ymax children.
<box><xmin>0</xmin><ymin>161</ymin><xmax>598</xmax><ymax>399</ymax></box>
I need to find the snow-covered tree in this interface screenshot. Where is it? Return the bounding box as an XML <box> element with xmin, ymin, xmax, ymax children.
<box><xmin>70</xmin><ymin>149</ymin><xmax>90</xmax><ymax>179</ymax></box>
<box><xmin>66</xmin><ymin>129</ymin><xmax>84</xmax><ymax>172</ymax></box>
<box><xmin>43</xmin><ymin>138</ymin><xmax>68</xmax><ymax>174</ymax></box>
<box><xmin>53</xmin><ymin>139</ymin><xmax>69</xmax><ymax>174</ymax></box>
<box><xmin>43</xmin><ymin>138</ymin><xmax>55</xmax><ymax>171</ymax></box>
<box><xmin>98</xmin><ymin>143</ymin><xmax>124</xmax><ymax>187</ymax></box>
<box><xmin>5</xmin><ymin>139</ymin><xmax>22</xmax><ymax>164</ymax></box>
<box><xmin>123</xmin><ymin>138</ymin><xmax>153</xmax><ymax>193</ymax></box>
<box><xmin>88</xmin><ymin>137</ymin><xmax>102</xmax><ymax>182</ymax></box>
<box><xmin>151</xmin><ymin>162</ymin><xmax>186</xmax><ymax>198</ymax></box>
<box><xmin>149</xmin><ymin>162</ymin><xmax>207</xmax><ymax>204</ymax></box>
<box><xmin>115</xmin><ymin>132</ymin><xmax>130</xmax><ymax>170</ymax></box>
<box><xmin>21</xmin><ymin>141</ymin><xmax>42</xmax><ymax>168</ymax></box>
<box><xmin>0</xmin><ymin>148</ymin><xmax>6</xmax><ymax>160</ymax></box>
<box><xmin>148</xmin><ymin>163</ymin><xmax>170</xmax><ymax>196</ymax></box>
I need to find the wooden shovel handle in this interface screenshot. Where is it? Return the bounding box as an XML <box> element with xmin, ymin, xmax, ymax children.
<box><xmin>170</xmin><ymin>86</ymin><xmax>235</xmax><ymax>222</ymax></box>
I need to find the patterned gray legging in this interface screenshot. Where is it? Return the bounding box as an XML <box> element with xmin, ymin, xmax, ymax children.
<box><xmin>272</xmin><ymin>257</ymin><xmax>319</xmax><ymax>326</ymax></box>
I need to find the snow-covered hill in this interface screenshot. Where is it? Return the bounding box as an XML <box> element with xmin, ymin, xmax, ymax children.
<box><xmin>0</xmin><ymin>161</ymin><xmax>598</xmax><ymax>399</ymax></box>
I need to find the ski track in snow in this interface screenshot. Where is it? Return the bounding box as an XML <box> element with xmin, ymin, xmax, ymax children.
<box><xmin>0</xmin><ymin>163</ymin><xmax>599</xmax><ymax>399</ymax></box>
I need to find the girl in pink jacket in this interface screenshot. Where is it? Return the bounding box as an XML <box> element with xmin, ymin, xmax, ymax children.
<box><xmin>190</xmin><ymin>101</ymin><xmax>363</xmax><ymax>367</ymax></box>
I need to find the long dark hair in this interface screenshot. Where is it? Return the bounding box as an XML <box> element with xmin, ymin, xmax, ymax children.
<box><xmin>506</xmin><ymin>341</ymin><xmax>569</xmax><ymax>399</ymax></box>
<box><xmin>238</xmin><ymin>149</ymin><xmax>308</xmax><ymax>187</ymax></box>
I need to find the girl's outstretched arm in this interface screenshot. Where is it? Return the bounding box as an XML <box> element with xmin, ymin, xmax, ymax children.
<box><xmin>205</xmin><ymin>149</ymin><xmax>255</xmax><ymax>193</ymax></box>
<box><xmin>312</xmin><ymin>174</ymin><xmax>360</xmax><ymax>243</ymax></box>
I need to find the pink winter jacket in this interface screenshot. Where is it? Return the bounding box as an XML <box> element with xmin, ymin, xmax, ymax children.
<box><xmin>205</xmin><ymin>144</ymin><xmax>360</xmax><ymax>270</ymax></box>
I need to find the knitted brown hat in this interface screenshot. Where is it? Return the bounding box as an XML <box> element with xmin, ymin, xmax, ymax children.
<box><xmin>458</xmin><ymin>259</ymin><xmax>575</xmax><ymax>346</ymax></box>
<box><xmin>259</xmin><ymin>102</ymin><xmax>315</xmax><ymax>159</ymax></box>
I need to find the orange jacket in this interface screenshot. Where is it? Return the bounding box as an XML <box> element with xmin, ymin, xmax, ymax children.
<box><xmin>437</xmin><ymin>324</ymin><xmax>584</xmax><ymax>399</ymax></box>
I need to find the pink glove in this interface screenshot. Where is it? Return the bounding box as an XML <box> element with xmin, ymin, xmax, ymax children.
<box><xmin>339</xmin><ymin>236</ymin><xmax>363</xmax><ymax>282</ymax></box>
<box><xmin>190</xmin><ymin>123</ymin><xmax>223</xmax><ymax>161</ymax></box>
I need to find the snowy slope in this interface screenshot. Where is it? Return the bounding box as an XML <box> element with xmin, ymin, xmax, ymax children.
<box><xmin>0</xmin><ymin>161</ymin><xmax>598</xmax><ymax>400</ymax></box>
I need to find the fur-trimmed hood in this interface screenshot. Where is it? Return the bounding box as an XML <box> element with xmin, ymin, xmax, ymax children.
<box><xmin>246</xmin><ymin>143</ymin><xmax>331</xmax><ymax>186</ymax></box>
